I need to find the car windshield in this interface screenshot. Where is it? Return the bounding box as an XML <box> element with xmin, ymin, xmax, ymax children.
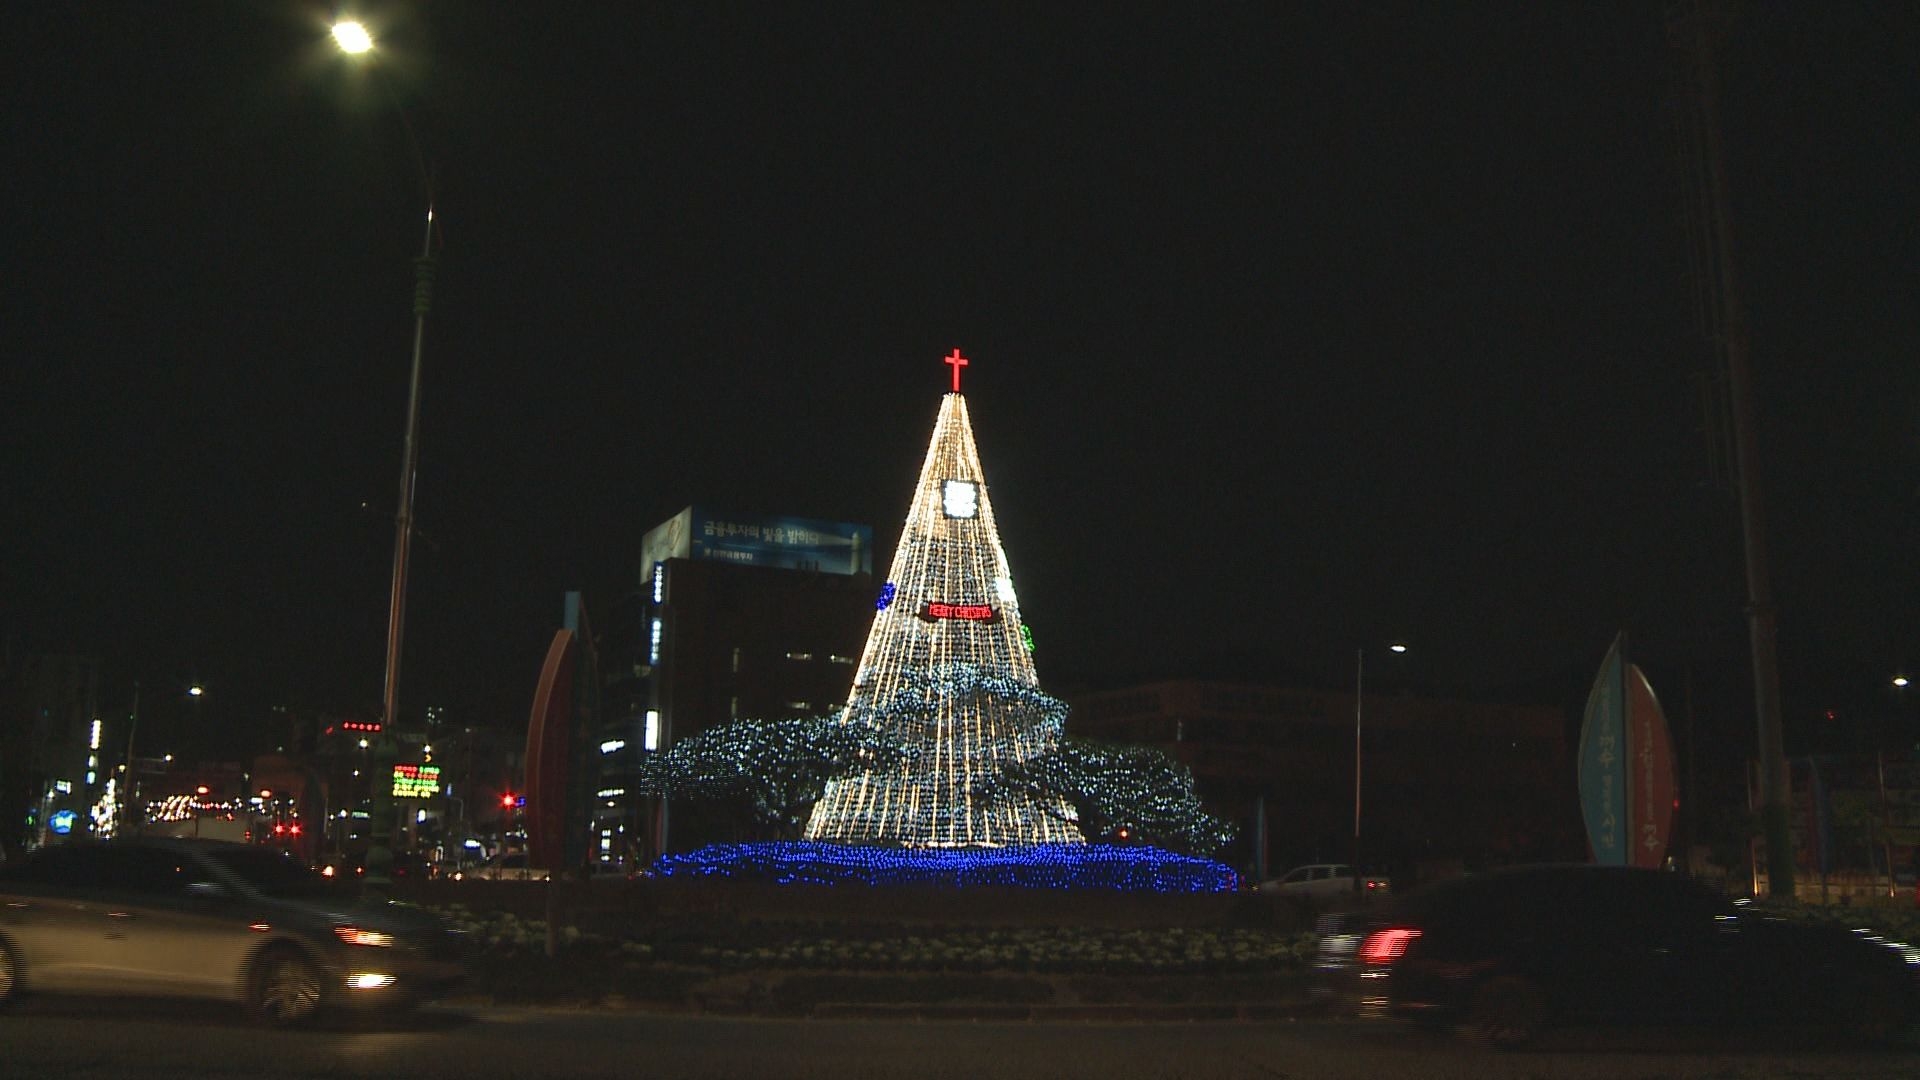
<box><xmin>201</xmin><ymin>846</ymin><xmax>340</xmax><ymax>899</ymax></box>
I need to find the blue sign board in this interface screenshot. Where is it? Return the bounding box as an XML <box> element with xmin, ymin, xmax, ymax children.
<box><xmin>641</xmin><ymin>507</ymin><xmax>875</xmax><ymax>580</ymax></box>
<box><xmin>49</xmin><ymin>809</ymin><xmax>78</xmax><ymax>835</ymax></box>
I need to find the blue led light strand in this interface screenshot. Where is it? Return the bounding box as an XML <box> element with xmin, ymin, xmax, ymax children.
<box><xmin>654</xmin><ymin>841</ymin><xmax>1240</xmax><ymax>893</ymax></box>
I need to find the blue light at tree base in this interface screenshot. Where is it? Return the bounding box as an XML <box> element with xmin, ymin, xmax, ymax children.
<box><xmin>652</xmin><ymin>841</ymin><xmax>1239</xmax><ymax>893</ymax></box>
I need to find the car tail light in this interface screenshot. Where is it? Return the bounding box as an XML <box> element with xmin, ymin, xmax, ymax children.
<box><xmin>1357</xmin><ymin>928</ymin><xmax>1422</xmax><ymax>966</ymax></box>
<box><xmin>335</xmin><ymin>926</ymin><xmax>395</xmax><ymax>948</ymax></box>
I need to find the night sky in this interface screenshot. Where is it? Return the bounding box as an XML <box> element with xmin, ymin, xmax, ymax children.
<box><xmin>8</xmin><ymin>3</ymin><xmax>1917</xmax><ymax>771</ymax></box>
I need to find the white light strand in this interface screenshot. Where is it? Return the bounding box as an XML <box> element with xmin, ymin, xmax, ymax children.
<box><xmin>808</xmin><ymin>393</ymin><xmax>1080</xmax><ymax>847</ymax></box>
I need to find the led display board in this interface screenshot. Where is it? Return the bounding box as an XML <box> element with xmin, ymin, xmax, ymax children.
<box><xmin>391</xmin><ymin>763</ymin><xmax>442</xmax><ymax>799</ymax></box>
<box><xmin>917</xmin><ymin>601</ymin><xmax>999</xmax><ymax>623</ymax></box>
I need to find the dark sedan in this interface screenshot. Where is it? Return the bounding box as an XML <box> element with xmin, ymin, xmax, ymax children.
<box><xmin>0</xmin><ymin>837</ymin><xmax>468</xmax><ymax>1024</ymax></box>
<box><xmin>1312</xmin><ymin>864</ymin><xmax>1920</xmax><ymax>1047</ymax></box>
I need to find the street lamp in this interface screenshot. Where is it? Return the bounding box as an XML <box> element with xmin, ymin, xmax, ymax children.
<box><xmin>331</xmin><ymin>20</ymin><xmax>373</xmax><ymax>54</ymax></box>
<box><xmin>1353</xmin><ymin>642</ymin><xmax>1408</xmax><ymax>893</ymax></box>
<box><xmin>120</xmin><ymin>680</ymin><xmax>207</xmax><ymax>836</ymax></box>
<box><xmin>332</xmin><ymin>20</ymin><xmax>440</xmax><ymax>887</ymax></box>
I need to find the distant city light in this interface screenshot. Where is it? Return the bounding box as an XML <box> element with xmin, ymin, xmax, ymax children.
<box><xmin>1895</xmin><ymin>675</ymin><xmax>1910</xmax><ymax>688</ymax></box>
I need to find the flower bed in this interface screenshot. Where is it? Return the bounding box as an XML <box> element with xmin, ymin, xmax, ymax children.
<box><xmin>434</xmin><ymin>900</ymin><xmax>1319</xmax><ymax>1010</ymax></box>
<box><xmin>653</xmin><ymin>841</ymin><xmax>1240</xmax><ymax>893</ymax></box>
<box><xmin>436</xmin><ymin>904</ymin><xmax>1318</xmax><ymax>976</ymax></box>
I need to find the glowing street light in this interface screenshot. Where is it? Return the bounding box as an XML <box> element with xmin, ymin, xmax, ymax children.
<box><xmin>331</xmin><ymin>20</ymin><xmax>374</xmax><ymax>55</ymax></box>
<box><xmin>1895</xmin><ymin>675</ymin><xmax>1910</xmax><ymax>689</ymax></box>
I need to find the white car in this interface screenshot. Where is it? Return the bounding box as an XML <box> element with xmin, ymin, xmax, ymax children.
<box><xmin>0</xmin><ymin>838</ymin><xmax>468</xmax><ymax>1024</ymax></box>
<box><xmin>1257</xmin><ymin>863</ymin><xmax>1391</xmax><ymax>898</ymax></box>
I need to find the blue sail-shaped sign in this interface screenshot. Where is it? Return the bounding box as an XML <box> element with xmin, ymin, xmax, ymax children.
<box><xmin>1577</xmin><ymin>634</ymin><xmax>1629</xmax><ymax>865</ymax></box>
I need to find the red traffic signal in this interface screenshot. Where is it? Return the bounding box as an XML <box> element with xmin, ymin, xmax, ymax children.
<box><xmin>500</xmin><ymin>793</ymin><xmax>516</xmax><ymax>809</ymax></box>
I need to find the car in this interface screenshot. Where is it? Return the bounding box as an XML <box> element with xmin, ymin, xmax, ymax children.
<box><xmin>1257</xmin><ymin>863</ymin><xmax>1391</xmax><ymax>899</ymax></box>
<box><xmin>0</xmin><ymin>837</ymin><xmax>469</xmax><ymax>1025</ymax></box>
<box><xmin>1311</xmin><ymin>864</ymin><xmax>1920</xmax><ymax>1047</ymax></box>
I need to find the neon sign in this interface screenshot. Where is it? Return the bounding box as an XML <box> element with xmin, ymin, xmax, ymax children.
<box><xmin>391</xmin><ymin>763</ymin><xmax>442</xmax><ymax>799</ymax></box>
<box><xmin>918</xmin><ymin>602</ymin><xmax>999</xmax><ymax>623</ymax></box>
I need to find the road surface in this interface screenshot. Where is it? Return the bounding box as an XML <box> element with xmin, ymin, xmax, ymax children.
<box><xmin>0</xmin><ymin>997</ymin><xmax>1913</xmax><ymax>1079</ymax></box>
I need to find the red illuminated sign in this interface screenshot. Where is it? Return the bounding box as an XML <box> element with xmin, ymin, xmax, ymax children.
<box><xmin>918</xmin><ymin>601</ymin><xmax>999</xmax><ymax>623</ymax></box>
<box><xmin>944</xmin><ymin>347</ymin><xmax>968</xmax><ymax>393</ymax></box>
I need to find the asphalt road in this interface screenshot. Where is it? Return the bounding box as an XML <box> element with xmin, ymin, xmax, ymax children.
<box><xmin>0</xmin><ymin>998</ymin><xmax>1914</xmax><ymax>1080</ymax></box>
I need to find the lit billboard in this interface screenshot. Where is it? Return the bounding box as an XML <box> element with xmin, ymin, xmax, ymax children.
<box><xmin>640</xmin><ymin>506</ymin><xmax>873</xmax><ymax>577</ymax></box>
<box><xmin>391</xmin><ymin>763</ymin><xmax>442</xmax><ymax>799</ymax></box>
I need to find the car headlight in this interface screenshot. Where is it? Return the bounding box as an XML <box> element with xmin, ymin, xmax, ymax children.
<box><xmin>335</xmin><ymin>926</ymin><xmax>395</xmax><ymax>948</ymax></box>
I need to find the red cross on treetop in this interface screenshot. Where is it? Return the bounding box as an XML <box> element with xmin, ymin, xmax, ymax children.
<box><xmin>944</xmin><ymin>347</ymin><xmax>969</xmax><ymax>393</ymax></box>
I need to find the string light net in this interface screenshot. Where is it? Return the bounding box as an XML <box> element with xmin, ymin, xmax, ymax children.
<box><xmin>806</xmin><ymin>391</ymin><xmax>1081</xmax><ymax>847</ymax></box>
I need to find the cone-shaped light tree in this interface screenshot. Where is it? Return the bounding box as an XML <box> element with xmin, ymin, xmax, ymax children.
<box><xmin>806</xmin><ymin>350</ymin><xmax>1082</xmax><ymax>847</ymax></box>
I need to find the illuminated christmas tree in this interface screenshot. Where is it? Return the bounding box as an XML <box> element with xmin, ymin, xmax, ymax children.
<box><xmin>805</xmin><ymin>350</ymin><xmax>1083</xmax><ymax>848</ymax></box>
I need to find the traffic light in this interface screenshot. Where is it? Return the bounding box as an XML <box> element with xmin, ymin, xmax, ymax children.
<box><xmin>500</xmin><ymin>792</ymin><xmax>516</xmax><ymax>809</ymax></box>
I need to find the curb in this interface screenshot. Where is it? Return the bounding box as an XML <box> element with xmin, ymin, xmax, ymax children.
<box><xmin>445</xmin><ymin>994</ymin><xmax>1328</xmax><ymax>1023</ymax></box>
<box><xmin>809</xmin><ymin>1000</ymin><xmax>1326</xmax><ymax>1023</ymax></box>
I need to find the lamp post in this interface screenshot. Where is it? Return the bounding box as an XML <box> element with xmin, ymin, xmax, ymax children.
<box><xmin>332</xmin><ymin>20</ymin><xmax>439</xmax><ymax>887</ymax></box>
<box><xmin>119</xmin><ymin>680</ymin><xmax>205</xmax><ymax>836</ymax></box>
<box><xmin>1353</xmin><ymin>642</ymin><xmax>1408</xmax><ymax>893</ymax></box>
<box><xmin>119</xmin><ymin>681</ymin><xmax>142</xmax><ymax>836</ymax></box>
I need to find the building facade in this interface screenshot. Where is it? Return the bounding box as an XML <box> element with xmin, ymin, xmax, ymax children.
<box><xmin>2</xmin><ymin>654</ymin><xmax>108</xmax><ymax>850</ymax></box>
<box><xmin>1067</xmin><ymin>680</ymin><xmax>1580</xmax><ymax>882</ymax></box>
<box><xmin>597</xmin><ymin>508</ymin><xmax>878</xmax><ymax>860</ymax></box>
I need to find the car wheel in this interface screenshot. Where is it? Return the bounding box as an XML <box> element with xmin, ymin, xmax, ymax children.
<box><xmin>0</xmin><ymin>937</ymin><xmax>19</xmax><ymax>1007</ymax></box>
<box><xmin>248</xmin><ymin>945</ymin><xmax>324</xmax><ymax>1026</ymax></box>
<box><xmin>1462</xmin><ymin>974</ymin><xmax>1548</xmax><ymax>1049</ymax></box>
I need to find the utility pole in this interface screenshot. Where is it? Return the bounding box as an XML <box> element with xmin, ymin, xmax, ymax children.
<box><xmin>1671</xmin><ymin>1</ymin><xmax>1793</xmax><ymax>896</ymax></box>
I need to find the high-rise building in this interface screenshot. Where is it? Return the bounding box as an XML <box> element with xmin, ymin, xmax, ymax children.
<box><xmin>601</xmin><ymin>507</ymin><xmax>877</xmax><ymax>857</ymax></box>
<box><xmin>5</xmin><ymin>654</ymin><xmax>106</xmax><ymax>846</ymax></box>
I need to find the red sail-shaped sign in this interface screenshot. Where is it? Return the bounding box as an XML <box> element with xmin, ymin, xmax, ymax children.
<box><xmin>524</xmin><ymin>629</ymin><xmax>575</xmax><ymax>872</ymax></box>
<box><xmin>1625</xmin><ymin>662</ymin><xmax>1676</xmax><ymax>868</ymax></box>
